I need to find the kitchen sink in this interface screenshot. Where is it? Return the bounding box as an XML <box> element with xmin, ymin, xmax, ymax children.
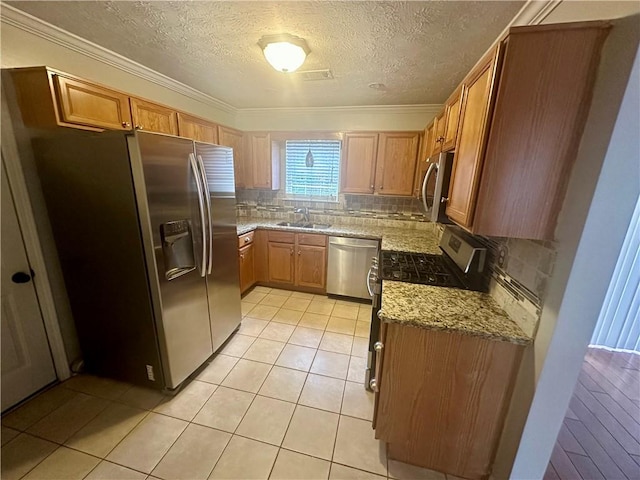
<box><xmin>276</xmin><ymin>221</ymin><xmax>331</xmax><ymax>229</ymax></box>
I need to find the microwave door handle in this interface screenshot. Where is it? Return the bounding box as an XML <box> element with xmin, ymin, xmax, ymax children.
<box><xmin>196</xmin><ymin>155</ymin><xmax>213</xmax><ymax>275</ymax></box>
<box><xmin>366</xmin><ymin>268</ymin><xmax>374</xmax><ymax>297</ymax></box>
<box><xmin>422</xmin><ymin>162</ymin><xmax>437</xmax><ymax>214</ymax></box>
<box><xmin>189</xmin><ymin>153</ymin><xmax>207</xmax><ymax>277</ymax></box>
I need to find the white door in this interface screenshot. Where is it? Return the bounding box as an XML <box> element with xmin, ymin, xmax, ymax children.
<box><xmin>1</xmin><ymin>160</ymin><xmax>56</xmax><ymax>411</ymax></box>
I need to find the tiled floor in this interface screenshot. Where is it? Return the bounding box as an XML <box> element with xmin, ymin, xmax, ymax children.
<box><xmin>1</xmin><ymin>287</ymin><xmax>454</xmax><ymax>480</ymax></box>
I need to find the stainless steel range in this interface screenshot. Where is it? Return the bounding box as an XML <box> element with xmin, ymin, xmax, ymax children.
<box><xmin>365</xmin><ymin>226</ymin><xmax>488</xmax><ymax>390</ymax></box>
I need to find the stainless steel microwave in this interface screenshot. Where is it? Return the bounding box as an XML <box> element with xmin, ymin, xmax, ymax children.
<box><xmin>419</xmin><ymin>151</ymin><xmax>454</xmax><ymax>223</ymax></box>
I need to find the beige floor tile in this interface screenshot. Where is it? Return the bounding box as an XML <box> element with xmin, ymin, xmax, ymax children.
<box><xmin>275</xmin><ymin>345</ymin><xmax>317</xmax><ymax>372</ymax></box>
<box><xmin>282</xmin><ymin>405</ymin><xmax>339</xmax><ymax>460</ymax></box>
<box><xmin>2</xmin><ymin>385</ymin><xmax>76</xmax><ymax>431</ymax></box>
<box><xmin>85</xmin><ymin>460</ymin><xmax>147</xmax><ymax>480</ymax></box>
<box><xmin>288</xmin><ymin>327</ymin><xmax>324</xmax><ymax>349</ymax></box>
<box><xmin>243</xmin><ymin>338</ymin><xmax>286</xmax><ymax>364</ymax></box>
<box><xmin>271</xmin><ymin>449</ymin><xmax>331</xmax><ymax>480</ymax></box>
<box><xmin>258</xmin><ymin>366</ymin><xmax>307</xmax><ymax>403</ymax></box>
<box><xmin>260</xmin><ymin>322</ymin><xmax>296</xmax><ymax>342</ymax></box>
<box><xmin>299</xmin><ymin>312</ymin><xmax>330</xmax><ymax>330</ymax></box>
<box><xmin>260</xmin><ymin>294</ymin><xmax>288</xmax><ymax>308</ymax></box>
<box><xmin>253</xmin><ymin>286</ymin><xmax>272</xmax><ymax>294</ymax></box>
<box><xmin>62</xmin><ymin>375</ymin><xmax>131</xmax><ymax>401</ymax></box>
<box><xmin>307</xmin><ymin>301</ymin><xmax>335</xmax><ymax>316</ymax></box>
<box><xmin>222</xmin><ymin>359</ymin><xmax>272</xmax><ymax>393</ymax></box>
<box><xmin>313</xmin><ymin>295</ymin><xmax>335</xmax><ymax>304</ymax></box>
<box><xmin>320</xmin><ymin>332</ymin><xmax>354</xmax><ymax>355</ymax></box>
<box><xmin>65</xmin><ymin>402</ymin><xmax>147</xmax><ymax>457</ymax></box>
<box><xmin>26</xmin><ymin>392</ymin><xmax>109</xmax><ymax>443</ymax></box>
<box><xmin>291</xmin><ymin>291</ymin><xmax>315</xmax><ymax>300</ymax></box>
<box><xmin>23</xmin><ymin>446</ymin><xmax>99</xmax><ymax>480</ymax></box>
<box><xmin>354</xmin><ymin>321</ymin><xmax>370</xmax><ymax>338</ymax></box>
<box><xmin>387</xmin><ymin>460</ymin><xmax>446</xmax><ymax>479</ymax></box>
<box><xmin>310</xmin><ymin>351</ymin><xmax>350</xmax><ymax>380</ymax></box>
<box><xmin>0</xmin><ymin>433</ymin><xmax>57</xmax><ymax>480</ymax></box>
<box><xmin>151</xmin><ymin>424</ymin><xmax>231</xmax><ymax>480</ymax></box>
<box><xmin>335</xmin><ymin>299</ymin><xmax>362</xmax><ymax>307</ymax></box>
<box><xmin>329</xmin><ymin>463</ymin><xmax>386</xmax><ymax>480</ymax></box>
<box><xmin>331</xmin><ymin>305</ymin><xmax>360</xmax><ymax>320</ymax></box>
<box><xmin>241</xmin><ymin>301</ymin><xmax>254</xmax><ymax>316</ymax></box>
<box><xmin>239</xmin><ymin>317</ymin><xmax>270</xmax><ymax>336</ymax></box>
<box><xmin>326</xmin><ymin>317</ymin><xmax>357</xmax><ymax>335</ymax></box>
<box><xmin>298</xmin><ymin>374</ymin><xmax>345</xmax><ymax>413</ymax></box>
<box><xmin>196</xmin><ymin>354</ymin><xmax>239</xmax><ymax>385</ymax></box>
<box><xmin>347</xmin><ymin>356</ymin><xmax>367</xmax><ymax>384</ymax></box>
<box><xmin>333</xmin><ymin>416</ymin><xmax>387</xmax><ymax>476</ymax></box>
<box><xmin>351</xmin><ymin>338</ymin><xmax>369</xmax><ymax>358</ymax></box>
<box><xmin>153</xmin><ymin>380</ymin><xmax>216</xmax><ymax>421</ymax></box>
<box><xmin>248</xmin><ymin>304</ymin><xmax>280</xmax><ymax>321</ymax></box>
<box><xmin>118</xmin><ymin>385</ymin><xmax>165</xmax><ymax>410</ymax></box>
<box><xmin>236</xmin><ymin>396</ymin><xmax>295</xmax><ymax>445</ymax></box>
<box><xmin>209</xmin><ymin>435</ymin><xmax>278</xmax><ymax>479</ymax></box>
<box><xmin>243</xmin><ymin>291</ymin><xmax>267</xmax><ymax>304</ymax></box>
<box><xmin>341</xmin><ymin>382</ymin><xmax>374</xmax><ymax>421</ymax></box>
<box><xmin>106</xmin><ymin>412</ymin><xmax>187</xmax><ymax>473</ymax></box>
<box><xmin>270</xmin><ymin>288</ymin><xmax>293</xmax><ymax>297</ymax></box>
<box><xmin>272</xmin><ymin>308</ymin><xmax>304</xmax><ymax>325</ymax></box>
<box><xmin>283</xmin><ymin>297</ymin><xmax>312</xmax><ymax>312</ymax></box>
<box><xmin>192</xmin><ymin>386</ymin><xmax>254</xmax><ymax>433</ymax></box>
<box><xmin>220</xmin><ymin>334</ymin><xmax>256</xmax><ymax>357</ymax></box>
<box><xmin>357</xmin><ymin>306</ymin><xmax>372</xmax><ymax>322</ymax></box>
<box><xmin>1</xmin><ymin>426</ymin><xmax>19</xmax><ymax>446</ymax></box>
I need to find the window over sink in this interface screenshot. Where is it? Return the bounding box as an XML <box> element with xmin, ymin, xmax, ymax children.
<box><xmin>285</xmin><ymin>140</ymin><xmax>341</xmax><ymax>199</ymax></box>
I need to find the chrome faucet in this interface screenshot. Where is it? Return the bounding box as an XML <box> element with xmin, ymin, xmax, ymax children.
<box><xmin>295</xmin><ymin>207</ymin><xmax>310</xmax><ymax>223</ymax></box>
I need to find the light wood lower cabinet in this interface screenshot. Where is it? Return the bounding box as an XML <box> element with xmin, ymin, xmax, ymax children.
<box><xmin>238</xmin><ymin>232</ymin><xmax>256</xmax><ymax>294</ymax></box>
<box><xmin>268</xmin><ymin>241</ymin><xmax>295</xmax><ymax>285</ymax></box>
<box><xmin>374</xmin><ymin>322</ymin><xmax>524</xmax><ymax>480</ymax></box>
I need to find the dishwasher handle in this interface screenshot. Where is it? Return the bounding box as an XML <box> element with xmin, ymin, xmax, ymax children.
<box><xmin>329</xmin><ymin>240</ymin><xmax>379</xmax><ymax>249</ymax></box>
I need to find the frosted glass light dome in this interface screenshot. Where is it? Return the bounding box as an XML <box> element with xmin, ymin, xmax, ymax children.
<box><xmin>258</xmin><ymin>34</ymin><xmax>310</xmax><ymax>73</ymax></box>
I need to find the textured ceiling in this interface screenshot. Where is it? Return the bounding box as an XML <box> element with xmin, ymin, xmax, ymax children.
<box><xmin>8</xmin><ymin>1</ymin><xmax>525</xmax><ymax>108</ymax></box>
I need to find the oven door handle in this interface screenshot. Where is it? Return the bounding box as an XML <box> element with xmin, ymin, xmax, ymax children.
<box><xmin>422</xmin><ymin>162</ymin><xmax>438</xmax><ymax>215</ymax></box>
<box><xmin>366</xmin><ymin>267</ymin><xmax>374</xmax><ymax>296</ymax></box>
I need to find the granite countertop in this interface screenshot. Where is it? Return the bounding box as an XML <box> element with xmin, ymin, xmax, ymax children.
<box><xmin>378</xmin><ymin>281</ymin><xmax>532</xmax><ymax>345</ymax></box>
<box><xmin>236</xmin><ymin>218</ymin><xmax>441</xmax><ymax>254</ymax></box>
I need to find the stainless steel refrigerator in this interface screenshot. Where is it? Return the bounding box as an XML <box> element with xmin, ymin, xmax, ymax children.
<box><xmin>30</xmin><ymin>129</ymin><xmax>241</xmax><ymax>390</ymax></box>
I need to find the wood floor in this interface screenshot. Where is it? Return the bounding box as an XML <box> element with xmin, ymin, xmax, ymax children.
<box><xmin>545</xmin><ymin>347</ymin><xmax>640</xmax><ymax>480</ymax></box>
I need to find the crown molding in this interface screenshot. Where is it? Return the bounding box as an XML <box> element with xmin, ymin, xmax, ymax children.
<box><xmin>509</xmin><ymin>0</ymin><xmax>561</xmax><ymax>26</ymax></box>
<box><xmin>0</xmin><ymin>4</ymin><xmax>237</xmax><ymax>114</ymax></box>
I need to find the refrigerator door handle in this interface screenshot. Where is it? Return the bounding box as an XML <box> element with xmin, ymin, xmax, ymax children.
<box><xmin>196</xmin><ymin>154</ymin><xmax>213</xmax><ymax>275</ymax></box>
<box><xmin>188</xmin><ymin>153</ymin><xmax>207</xmax><ymax>277</ymax></box>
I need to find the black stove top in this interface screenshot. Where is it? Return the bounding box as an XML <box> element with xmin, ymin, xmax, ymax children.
<box><xmin>379</xmin><ymin>251</ymin><xmax>465</xmax><ymax>288</ymax></box>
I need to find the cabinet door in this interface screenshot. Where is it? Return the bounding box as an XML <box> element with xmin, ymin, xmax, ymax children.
<box><xmin>341</xmin><ymin>133</ymin><xmax>378</xmax><ymax>194</ymax></box>
<box><xmin>239</xmin><ymin>244</ymin><xmax>255</xmax><ymax>293</ymax></box>
<box><xmin>374</xmin><ymin>132</ymin><xmax>420</xmax><ymax>196</ymax></box>
<box><xmin>296</xmin><ymin>245</ymin><xmax>326</xmax><ymax>290</ymax></box>
<box><xmin>268</xmin><ymin>242</ymin><xmax>295</xmax><ymax>285</ymax></box>
<box><xmin>249</xmin><ymin>133</ymin><xmax>277</xmax><ymax>189</ymax></box>
<box><xmin>442</xmin><ymin>87</ymin><xmax>462</xmax><ymax>151</ymax></box>
<box><xmin>130</xmin><ymin>97</ymin><xmax>179</xmax><ymax>135</ymax></box>
<box><xmin>446</xmin><ymin>47</ymin><xmax>501</xmax><ymax>228</ymax></box>
<box><xmin>177</xmin><ymin>113</ymin><xmax>218</xmax><ymax>143</ymax></box>
<box><xmin>423</xmin><ymin>122</ymin><xmax>436</xmax><ymax>159</ymax></box>
<box><xmin>219</xmin><ymin>126</ymin><xmax>247</xmax><ymax>188</ymax></box>
<box><xmin>53</xmin><ymin>74</ymin><xmax>132</xmax><ymax>130</ymax></box>
<box><xmin>432</xmin><ymin>109</ymin><xmax>446</xmax><ymax>153</ymax></box>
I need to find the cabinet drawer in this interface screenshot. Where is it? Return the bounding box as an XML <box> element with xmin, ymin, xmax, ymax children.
<box><xmin>238</xmin><ymin>231</ymin><xmax>254</xmax><ymax>248</ymax></box>
<box><xmin>268</xmin><ymin>231</ymin><xmax>295</xmax><ymax>243</ymax></box>
<box><xmin>297</xmin><ymin>233</ymin><xmax>326</xmax><ymax>246</ymax></box>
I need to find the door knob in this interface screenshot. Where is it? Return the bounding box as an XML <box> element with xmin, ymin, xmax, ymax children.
<box><xmin>11</xmin><ymin>271</ymin><xmax>32</xmax><ymax>284</ymax></box>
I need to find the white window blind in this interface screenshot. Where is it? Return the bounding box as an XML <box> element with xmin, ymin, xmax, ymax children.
<box><xmin>285</xmin><ymin>140</ymin><xmax>341</xmax><ymax>198</ymax></box>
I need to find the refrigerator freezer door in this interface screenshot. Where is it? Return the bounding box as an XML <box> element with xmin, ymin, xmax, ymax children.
<box><xmin>131</xmin><ymin>132</ymin><xmax>214</xmax><ymax>388</ymax></box>
<box><xmin>195</xmin><ymin>143</ymin><xmax>242</xmax><ymax>352</ymax></box>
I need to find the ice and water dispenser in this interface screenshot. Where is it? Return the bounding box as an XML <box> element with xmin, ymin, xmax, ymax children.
<box><xmin>160</xmin><ymin>220</ymin><xmax>196</xmax><ymax>280</ymax></box>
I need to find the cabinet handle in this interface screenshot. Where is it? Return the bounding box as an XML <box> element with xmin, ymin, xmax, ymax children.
<box><xmin>135</xmin><ymin>124</ymin><xmax>143</xmax><ymax>130</ymax></box>
<box><xmin>379</xmin><ymin>185</ymin><xmax>383</xmax><ymax>190</ymax></box>
<box><xmin>371</xmin><ymin>341</ymin><xmax>384</xmax><ymax>393</ymax></box>
<box><xmin>240</xmin><ymin>254</ymin><xmax>244</xmax><ymax>259</ymax></box>
<box><xmin>290</xmin><ymin>248</ymin><xmax>294</xmax><ymax>256</ymax></box>
<box><xmin>244</xmin><ymin>237</ymin><xmax>250</xmax><ymax>243</ymax></box>
<box><xmin>441</xmin><ymin>197</ymin><xmax>449</xmax><ymax>203</ymax></box>
<box><xmin>298</xmin><ymin>250</ymin><xmax>301</xmax><ymax>256</ymax></box>
<box><xmin>121</xmin><ymin>121</ymin><xmax>131</xmax><ymax>128</ymax></box>
<box><xmin>370</xmin><ymin>184</ymin><xmax>374</xmax><ymax>189</ymax></box>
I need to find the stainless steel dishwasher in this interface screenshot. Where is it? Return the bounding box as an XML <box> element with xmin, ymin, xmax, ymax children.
<box><xmin>327</xmin><ymin>237</ymin><xmax>379</xmax><ymax>300</ymax></box>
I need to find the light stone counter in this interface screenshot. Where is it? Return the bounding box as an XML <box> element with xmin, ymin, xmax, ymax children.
<box><xmin>379</xmin><ymin>281</ymin><xmax>532</xmax><ymax>345</ymax></box>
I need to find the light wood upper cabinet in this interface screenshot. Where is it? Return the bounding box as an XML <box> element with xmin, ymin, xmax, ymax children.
<box><xmin>432</xmin><ymin>109</ymin><xmax>446</xmax><ymax>153</ymax></box>
<box><xmin>130</xmin><ymin>97</ymin><xmax>178</xmax><ymax>135</ymax></box>
<box><xmin>423</xmin><ymin>122</ymin><xmax>436</xmax><ymax>160</ymax></box>
<box><xmin>341</xmin><ymin>133</ymin><xmax>378</xmax><ymax>194</ymax></box>
<box><xmin>446</xmin><ymin>21</ymin><xmax>610</xmax><ymax>239</ymax></box>
<box><xmin>218</xmin><ymin>126</ymin><xmax>247</xmax><ymax>188</ymax></box>
<box><xmin>375</xmin><ymin>132</ymin><xmax>421</xmax><ymax>196</ymax></box>
<box><xmin>247</xmin><ymin>133</ymin><xmax>280</xmax><ymax>190</ymax></box>
<box><xmin>442</xmin><ymin>86</ymin><xmax>462</xmax><ymax>151</ymax></box>
<box><xmin>446</xmin><ymin>47</ymin><xmax>501</xmax><ymax>229</ymax></box>
<box><xmin>10</xmin><ymin>67</ymin><xmax>132</xmax><ymax>131</ymax></box>
<box><xmin>177</xmin><ymin>113</ymin><xmax>218</xmax><ymax>144</ymax></box>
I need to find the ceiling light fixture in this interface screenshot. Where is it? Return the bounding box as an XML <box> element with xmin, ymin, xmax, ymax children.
<box><xmin>258</xmin><ymin>34</ymin><xmax>310</xmax><ymax>73</ymax></box>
